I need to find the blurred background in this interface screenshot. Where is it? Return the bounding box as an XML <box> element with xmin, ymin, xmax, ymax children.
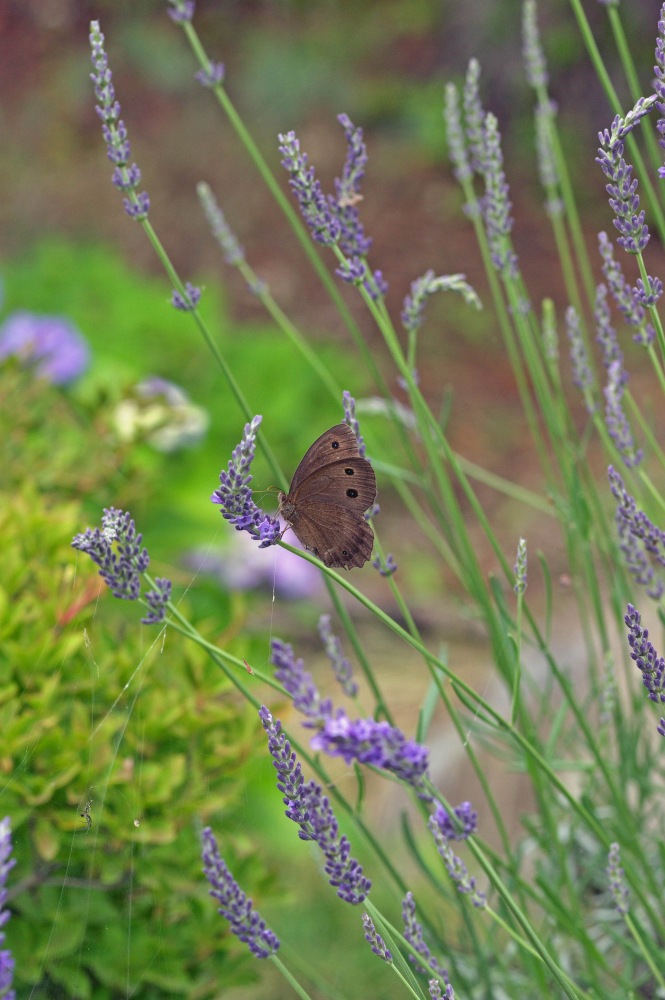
<box><xmin>2</xmin><ymin>0</ymin><xmax>665</xmax><ymax>996</ymax></box>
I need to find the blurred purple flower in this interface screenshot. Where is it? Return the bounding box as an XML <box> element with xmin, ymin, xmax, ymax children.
<box><xmin>318</xmin><ymin>614</ymin><xmax>357</xmax><ymax>698</ymax></box>
<box><xmin>167</xmin><ymin>0</ymin><xmax>195</xmax><ymax>22</ymax></box>
<box><xmin>171</xmin><ymin>282</ymin><xmax>202</xmax><ymax>311</ymax></box>
<box><xmin>0</xmin><ymin>311</ymin><xmax>89</xmax><ymax>385</ymax></box>
<box><xmin>310</xmin><ymin>714</ymin><xmax>429</xmax><ymax>791</ymax></box>
<box><xmin>185</xmin><ymin>532</ymin><xmax>320</xmax><ymax>600</ymax></box>
<box><xmin>201</xmin><ymin>826</ymin><xmax>280</xmax><ymax>959</ymax></box>
<box><xmin>428</xmin><ymin>812</ymin><xmax>486</xmax><ymax>908</ymax></box>
<box><xmin>271</xmin><ymin>637</ymin><xmax>333</xmax><ymax>724</ymax></box>
<box><xmin>0</xmin><ymin>817</ymin><xmax>16</xmax><ymax>1000</ymax></box>
<box><xmin>609</xmin><ymin>467</ymin><xmax>665</xmax><ymax>600</ymax></box>
<box><xmin>607</xmin><ymin>842</ymin><xmax>629</xmax><ymax>914</ymax></box>
<box><xmin>431</xmin><ymin>801</ymin><xmax>478</xmax><ymax>841</ymax></box>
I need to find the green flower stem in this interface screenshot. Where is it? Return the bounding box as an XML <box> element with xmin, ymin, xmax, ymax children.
<box><xmin>269</xmin><ymin>955</ymin><xmax>315</xmax><ymax>1000</ymax></box>
<box><xmin>624</xmin><ymin>912</ymin><xmax>665</xmax><ymax>992</ymax></box>
<box><xmin>635</xmin><ymin>252</ymin><xmax>665</xmax><ymax>363</ymax></box>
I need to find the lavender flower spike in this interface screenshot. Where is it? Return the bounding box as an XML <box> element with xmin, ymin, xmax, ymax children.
<box><xmin>362</xmin><ymin>913</ymin><xmax>392</xmax><ymax>963</ymax></box>
<box><xmin>481</xmin><ymin>113</ymin><xmax>518</xmax><ymax>278</ymax></box>
<box><xmin>72</xmin><ymin>508</ymin><xmax>171</xmax><ymax>623</ymax></box>
<box><xmin>604</xmin><ymin>360</ymin><xmax>643</xmax><ymax>468</ymax></box>
<box><xmin>278</xmin><ymin>131</ymin><xmax>341</xmax><ymax>247</ymax></box>
<box><xmin>259</xmin><ymin>706</ymin><xmax>371</xmax><ymax>904</ymax></box>
<box><xmin>514</xmin><ymin>537</ymin><xmax>527</xmax><ymax>594</ymax></box>
<box><xmin>606</xmin><ymin>842</ymin><xmax>630</xmax><ymax>915</ymax></box>
<box><xmin>565</xmin><ymin>305</ymin><xmax>596</xmax><ymax>412</ymax></box>
<box><xmin>522</xmin><ymin>0</ymin><xmax>549</xmax><ymax>90</ymax></box>
<box><xmin>201</xmin><ymin>827</ymin><xmax>280</xmax><ymax>959</ymax></box>
<box><xmin>0</xmin><ymin>816</ymin><xmax>16</xmax><ymax>1000</ymax></box>
<box><xmin>342</xmin><ymin>390</ymin><xmax>367</xmax><ymax>457</ymax></box>
<box><xmin>318</xmin><ymin>615</ymin><xmax>357</xmax><ymax>698</ymax></box>
<box><xmin>428</xmin><ymin>813</ymin><xmax>486</xmax><ymax>908</ymax></box>
<box><xmin>443</xmin><ymin>83</ymin><xmax>471</xmax><ymax>183</ymax></box>
<box><xmin>596</xmin><ymin>96</ymin><xmax>657</xmax><ymax>253</ymax></box>
<box><xmin>653</xmin><ymin>4</ymin><xmax>665</xmax><ymax>174</ymax></box>
<box><xmin>598</xmin><ymin>232</ymin><xmax>655</xmax><ymax>345</ymax></box>
<box><xmin>197</xmin><ymin>182</ymin><xmax>245</xmax><ymax>266</ymax></box>
<box><xmin>624</xmin><ymin>603</ymin><xmax>665</xmax><ymax>709</ymax></box>
<box><xmin>609</xmin><ymin>468</ymin><xmax>665</xmax><ymax>599</ymax></box>
<box><xmin>210</xmin><ymin>416</ymin><xmax>281</xmax><ymax>548</ymax></box>
<box><xmin>270</xmin><ymin>637</ymin><xmax>333</xmax><ymax>725</ymax></box>
<box><xmin>402</xmin><ymin>892</ymin><xmax>447</xmax><ymax>978</ymax></box>
<box><xmin>89</xmin><ymin>21</ymin><xmax>150</xmax><ymax>221</ymax></box>
<box><xmin>401</xmin><ymin>271</ymin><xmax>481</xmax><ymax>337</ymax></box>
<box><xmin>0</xmin><ymin>817</ymin><xmax>16</xmax><ymax>1000</ymax></box>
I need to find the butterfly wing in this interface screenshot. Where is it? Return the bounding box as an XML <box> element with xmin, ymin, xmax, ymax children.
<box><xmin>288</xmin><ymin>423</ymin><xmax>364</xmax><ymax>493</ymax></box>
<box><xmin>289</xmin><ymin>501</ymin><xmax>375</xmax><ymax>569</ymax></box>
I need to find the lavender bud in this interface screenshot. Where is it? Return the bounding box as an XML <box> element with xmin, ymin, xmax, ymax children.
<box><xmin>565</xmin><ymin>305</ymin><xmax>596</xmax><ymax>411</ymax></box>
<box><xmin>318</xmin><ymin>615</ymin><xmax>357</xmax><ymax>698</ymax></box>
<box><xmin>197</xmin><ymin>182</ymin><xmax>245</xmax><ymax>266</ymax></box>
<box><xmin>604</xmin><ymin>360</ymin><xmax>643</xmax><ymax>468</ymax></box>
<box><xmin>0</xmin><ymin>817</ymin><xmax>16</xmax><ymax>1000</ymax></box>
<box><xmin>342</xmin><ymin>391</ymin><xmax>367</xmax><ymax>457</ymax></box>
<box><xmin>514</xmin><ymin>537</ymin><xmax>527</xmax><ymax>594</ymax></box>
<box><xmin>195</xmin><ymin>62</ymin><xmax>225</xmax><ymax>87</ymax></box>
<box><xmin>402</xmin><ymin>891</ymin><xmax>448</xmax><ymax>977</ymax></box>
<box><xmin>610</xmin><ymin>468</ymin><xmax>665</xmax><ymax>600</ymax></box>
<box><xmin>443</xmin><ymin>83</ymin><xmax>472</xmax><ymax>182</ymax></box>
<box><xmin>606</xmin><ymin>842</ymin><xmax>630</xmax><ymax>914</ymax></box>
<box><xmin>598</xmin><ymin>232</ymin><xmax>655</xmax><ymax>345</ymax></box>
<box><xmin>522</xmin><ymin>0</ymin><xmax>549</xmax><ymax>89</ymax></box>
<box><xmin>171</xmin><ymin>282</ymin><xmax>202</xmax><ymax>311</ymax></box>
<box><xmin>271</xmin><ymin>637</ymin><xmax>333</xmax><ymax>724</ymax></box>
<box><xmin>362</xmin><ymin>913</ymin><xmax>392</xmax><ymax>962</ymax></box>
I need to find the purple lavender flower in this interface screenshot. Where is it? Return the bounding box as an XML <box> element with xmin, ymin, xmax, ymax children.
<box><xmin>565</xmin><ymin>305</ymin><xmax>596</xmax><ymax>411</ymax></box>
<box><xmin>522</xmin><ymin>0</ymin><xmax>549</xmax><ymax>89</ymax></box>
<box><xmin>430</xmin><ymin>982</ymin><xmax>455</xmax><ymax>1000</ymax></box>
<box><xmin>89</xmin><ymin>21</ymin><xmax>150</xmax><ymax>221</ymax></box>
<box><xmin>309</xmin><ymin>714</ymin><xmax>429</xmax><ymax>790</ymax></box>
<box><xmin>197</xmin><ymin>182</ymin><xmax>245</xmax><ymax>266</ymax></box>
<box><xmin>371</xmin><ymin>553</ymin><xmax>398</xmax><ymax>577</ymax></box>
<box><xmin>428</xmin><ymin>813</ymin><xmax>486</xmax><ymax>908</ymax></box>
<box><xmin>279</xmin><ymin>118</ymin><xmax>386</xmax><ymax>297</ymax></box>
<box><xmin>606</xmin><ymin>842</ymin><xmax>629</xmax><ymax>915</ymax></box>
<box><xmin>171</xmin><ymin>282</ymin><xmax>202</xmax><ymax>311</ymax></box>
<box><xmin>342</xmin><ymin>390</ymin><xmax>367</xmax><ymax>457</ymax></box>
<box><xmin>278</xmin><ymin>131</ymin><xmax>341</xmax><ymax>246</ymax></box>
<box><xmin>609</xmin><ymin>467</ymin><xmax>665</xmax><ymax>599</ymax></box>
<box><xmin>481</xmin><ymin>114</ymin><xmax>518</xmax><ymax>278</ymax></box>
<box><xmin>401</xmin><ymin>271</ymin><xmax>481</xmax><ymax>337</ymax></box>
<box><xmin>443</xmin><ymin>83</ymin><xmax>471</xmax><ymax>183</ymax></box>
<box><xmin>654</xmin><ymin>4</ymin><xmax>665</xmax><ymax>174</ymax></box>
<box><xmin>210</xmin><ymin>416</ymin><xmax>281</xmax><ymax>548</ymax></box>
<box><xmin>635</xmin><ymin>275</ymin><xmax>663</xmax><ymax>307</ymax></box>
<box><xmin>166</xmin><ymin>0</ymin><xmax>195</xmax><ymax>22</ymax></box>
<box><xmin>259</xmin><ymin>706</ymin><xmax>371</xmax><ymax>904</ymax></box>
<box><xmin>594</xmin><ymin>283</ymin><xmax>623</xmax><ymax>371</ymax></box>
<box><xmin>402</xmin><ymin>891</ymin><xmax>447</xmax><ymax>978</ymax></box>
<box><xmin>201</xmin><ymin>826</ymin><xmax>280</xmax><ymax>959</ymax></box>
<box><xmin>596</xmin><ymin>97</ymin><xmax>657</xmax><ymax>253</ymax></box>
<box><xmin>195</xmin><ymin>62</ymin><xmax>225</xmax><ymax>87</ymax></box>
<box><xmin>624</xmin><ymin>603</ymin><xmax>665</xmax><ymax>706</ymax></box>
<box><xmin>318</xmin><ymin>614</ymin><xmax>357</xmax><ymax>698</ymax></box>
<box><xmin>604</xmin><ymin>361</ymin><xmax>643</xmax><ymax>468</ymax></box>
<box><xmin>598</xmin><ymin>232</ymin><xmax>655</xmax><ymax>345</ymax></box>
<box><xmin>431</xmin><ymin>801</ymin><xmax>478</xmax><ymax>841</ymax></box>
<box><xmin>0</xmin><ymin>817</ymin><xmax>16</xmax><ymax>1000</ymax></box>
<box><xmin>72</xmin><ymin>508</ymin><xmax>171</xmax><ymax>624</ymax></box>
<box><xmin>362</xmin><ymin>913</ymin><xmax>392</xmax><ymax>963</ymax></box>
<box><xmin>0</xmin><ymin>312</ymin><xmax>90</xmax><ymax>385</ymax></box>
<box><xmin>513</xmin><ymin>537</ymin><xmax>527</xmax><ymax>595</ymax></box>
<box><xmin>271</xmin><ymin>638</ymin><xmax>333</xmax><ymax>725</ymax></box>
<box><xmin>463</xmin><ymin>59</ymin><xmax>485</xmax><ymax>175</ymax></box>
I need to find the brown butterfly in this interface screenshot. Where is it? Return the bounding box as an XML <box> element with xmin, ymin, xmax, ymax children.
<box><xmin>278</xmin><ymin>423</ymin><xmax>377</xmax><ymax>570</ymax></box>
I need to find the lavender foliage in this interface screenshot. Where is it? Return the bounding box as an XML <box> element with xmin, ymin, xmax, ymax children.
<box><xmin>0</xmin><ymin>818</ymin><xmax>16</xmax><ymax>1000</ymax></box>
<box><xmin>89</xmin><ymin>21</ymin><xmax>150</xmax><ymax>221</ymax></box>
<box><xmin>318</xmin><ymin>614</ymin><xmax>357</xmax><ymax>698</ymax></box>
<box><xmin>201</xmin><ymin>826</ymin><xmax>280</xmax><ymax>959</ymax></box>
<box><xmin>72</xmin><ymin>508</ymin><xmax>173</xmax><ymax>624</ymax></box>
<box><xmin>210</xmin><ymin>416</ymin><xmax>281</xmax><ymax>547</ymax></box>
<box><xmin>362</xmin><ymin>913</ymin><xmax>392</xmax><ymax>963</ymax></box>
<box><xmin>402</xmin><ymin>891</ymin><xmax>448</xmax><ymax>978</ymax></box>
<box><xmin>0</xmin><ymin>312</ymin><xmax>90</xmax><ymax>385</ymax></box>
<box><xmin>259</xmin><ymin>706</ymin><xmax>371</xmax><ymax>904</ymax></box>
<box><xmin>271</xmin><ymin>637</ymin><xmax>333</xmax><ymax>725</ymax></box>
<box><xmin>609</xmin><ymin>468</ymin><xmax>665</xmax><ymax>599</ymax></box>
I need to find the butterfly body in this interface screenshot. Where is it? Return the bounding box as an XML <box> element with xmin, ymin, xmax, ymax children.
<box><xmin>278</xmin><ymin>423</ymin><xmax>377</xmax><ymax>570</ymax></box>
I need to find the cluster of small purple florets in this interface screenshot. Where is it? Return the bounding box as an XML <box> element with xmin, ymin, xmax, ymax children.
<box><xmin>260</xmin><ymin>706</ymin><xmax>372</xmax><ymax>904</ymax></box>
<box><xmin>71</xmin><ymin>508</ymin><xmax>172</xmax><ymax>624</ymax></box>
<box><xmin>201</xmin><ymin>826</ymin><xmax>280</xmax><ymax>959</ymax></box>
<box><xmin>0</xmin><ymin>818</ymin><xmax>15</xmax><ymax>1000</ymax></box>
<box><xmin>210</xmin><ymin>416</ymin><xmax>281</xmax><ymax>547</ymax></box>
<box><xmin>89</xmin><ymin>21</ymin><xmax>150</xmax><ymax>221</ymax></box>
<box><xmin>278</xmin><ymin>116</ymin><xmax>387</xmax><ymax>300</ymax></box>
<box><xmin>609</xmin><ymin>467</ymin><xmax>665</xmax><ymax>600</ymax></box>
<box><xmin>624</xmin><ymin>604</ymin><xmax>665</xmax><ymax>732</ymax></box>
